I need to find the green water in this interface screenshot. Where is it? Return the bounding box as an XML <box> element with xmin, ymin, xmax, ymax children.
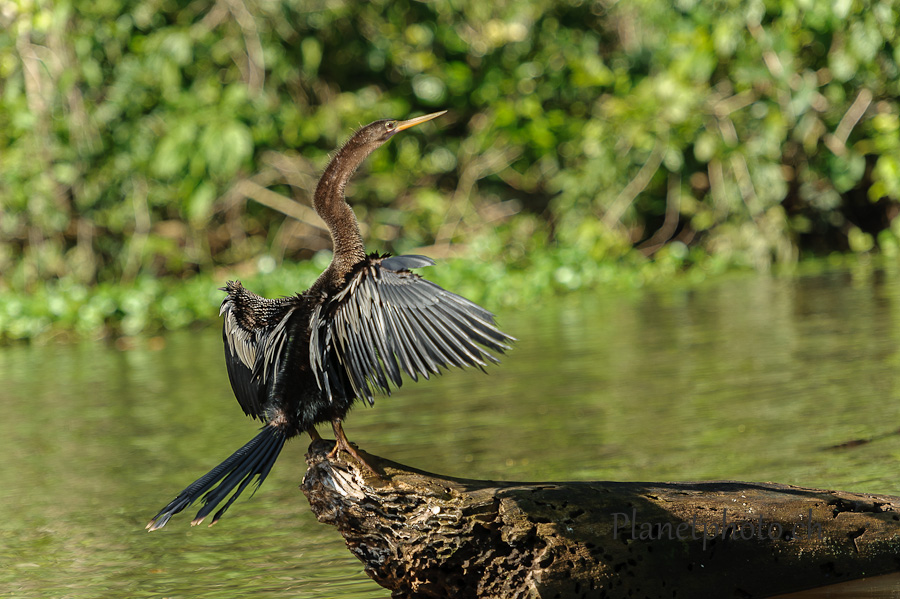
<box><xmin>3</xmin><ymin>268</ymin><xmax>900</xmax><ymax>598</ymax></box>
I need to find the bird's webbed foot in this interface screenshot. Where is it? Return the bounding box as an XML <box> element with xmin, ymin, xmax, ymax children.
<box><xmin>328</xmin><ymin>419</ymin><xmax>380</xmax><ymax>476</ymax></box>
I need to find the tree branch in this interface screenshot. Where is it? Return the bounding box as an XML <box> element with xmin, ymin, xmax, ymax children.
<box><xmin>302</xmin><ymin>440</ymin><xmax>900</xmax><ymax>599</ymax></box>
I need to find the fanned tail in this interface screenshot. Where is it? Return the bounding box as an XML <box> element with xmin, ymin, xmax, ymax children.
<box><xmin>146</xmin><ymin>425</ymin><xmax>287</xmax><ymax>531</ymax></box>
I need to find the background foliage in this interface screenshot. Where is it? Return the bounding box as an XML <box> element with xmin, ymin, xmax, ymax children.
<box><xmin>1</xmin><ymin>0</ymin><xmax>899</xmax><ymax>340</ymax></box>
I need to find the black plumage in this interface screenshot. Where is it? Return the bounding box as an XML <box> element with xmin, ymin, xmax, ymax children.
<box><xmin>147</xmin><ymin>111</ymin><xmax>513</xmax><ymax>531</ymax></box>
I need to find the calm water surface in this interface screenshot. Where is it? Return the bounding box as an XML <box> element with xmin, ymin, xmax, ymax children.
<box><xmin>2</xmin><ymin>268</ymin><xmax>900</xmax><ymax>597</ymax></box>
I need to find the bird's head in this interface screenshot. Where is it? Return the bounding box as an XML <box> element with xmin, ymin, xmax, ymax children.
<box><xmin>354</xmin><ymin>110</ymin><xmax>448</xmax><ymax>146</ymax></box>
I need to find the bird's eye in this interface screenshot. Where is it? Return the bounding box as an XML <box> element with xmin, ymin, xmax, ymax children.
<box><xmin>386</xmin><ymin>121</ymin><xmax>397</xmax><ymax>130</ymax></box>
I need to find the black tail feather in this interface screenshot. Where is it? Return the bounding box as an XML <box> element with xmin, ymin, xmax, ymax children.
<box><xmin>192</xmin><ymin>427</ymin><xmax>285</xmax><ymax>526</ymax></box>
<box><xmin>146</xmin><ymin>425</ymin><xmax>287</xmax><ymax>531</ymax></box>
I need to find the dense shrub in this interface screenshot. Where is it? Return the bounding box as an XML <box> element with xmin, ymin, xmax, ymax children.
<box><xmin>1</xmin><ymin>0</ymin><xmax>898</xmax><ymax>340</ymax></box>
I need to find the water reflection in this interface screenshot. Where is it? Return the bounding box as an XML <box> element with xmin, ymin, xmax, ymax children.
<box><xmin>1</xmin><ymin>268</ymin><xmax>899</xmax><ymax>597</ymax></box>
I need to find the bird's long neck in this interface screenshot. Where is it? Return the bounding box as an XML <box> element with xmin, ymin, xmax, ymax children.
<box><xmin>313</xmin><ymin>136</ymin><xmax>375</xmax><ymax>283</ymax></box>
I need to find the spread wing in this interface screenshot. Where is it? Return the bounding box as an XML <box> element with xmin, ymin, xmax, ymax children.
<box><xmin>309</xmin><ymin>254</ymin><xmax>514</xmax><ymax>404</ymax></box>
<box><xmin>220</xmin><ymin>281</ymin><xmax>301</xmax><ymax>419</ymax></box>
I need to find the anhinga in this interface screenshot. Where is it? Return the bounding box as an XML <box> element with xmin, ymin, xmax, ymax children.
<box><xmin>147</xmin><ymin>111</ymin><xmax>513</xmax><ymax>531</ymax></box>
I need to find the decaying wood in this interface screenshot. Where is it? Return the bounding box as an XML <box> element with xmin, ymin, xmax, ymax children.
<box><xmin>301</xmin><ymin>440</ymin><xmax>900</xmax><ymax>599</ymax></box>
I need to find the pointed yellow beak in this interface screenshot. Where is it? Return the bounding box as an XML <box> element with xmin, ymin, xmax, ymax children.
<box><xmin>395</xmin><ymin>110</ymin><xmax>447</xmax><ymax>132</ymax></box>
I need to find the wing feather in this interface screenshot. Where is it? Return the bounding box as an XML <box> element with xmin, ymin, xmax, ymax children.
<box><xmin>220</xmin><ymin>282</ymin><xmax>300</xmax><ymax>419</ymax></box>
<box><xmin>379</xmin><ymin>281</ymin><xmax>447</xmax><ymax>376</ymax></box>
<box><xmin>404</xmin><ymin>306</ymin><xmax>463</xmax><ymax>367</ymax></box>
<box><xmin>381</xmin><ymin>299</ymin><xmax>427</xmax><ymax>381</ymax></box>
<box><xmin>310</xmin><ymin>255</ymin><xmax>514</xmax><ymax>403</ymax></box>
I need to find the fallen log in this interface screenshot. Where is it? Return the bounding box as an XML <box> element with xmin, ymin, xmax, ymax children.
<box><xmin>300</xmin><ymin>440</ymin><xmax>900</xmax><ymax>598</ymax></box>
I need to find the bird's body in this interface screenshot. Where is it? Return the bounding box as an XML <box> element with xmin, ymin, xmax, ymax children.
<box><xmin>147</xmin><ymin>112</ymin><xmax>512</xmax><ymax>531</ymax></box>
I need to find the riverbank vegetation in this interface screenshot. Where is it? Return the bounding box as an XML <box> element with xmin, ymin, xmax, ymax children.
<box><xmin>1</xmin><ymin>0</ymin><xmax>899</xmax><ymax>341</ymax></box>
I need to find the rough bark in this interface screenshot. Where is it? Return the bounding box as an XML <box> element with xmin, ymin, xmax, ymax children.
<box><xmin>300</xmin><ymin>440</ymin><xmax>900</xmax><ymax>599</ymax></box>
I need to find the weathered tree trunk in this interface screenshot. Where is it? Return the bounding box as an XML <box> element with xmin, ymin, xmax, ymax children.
<box><xmin>300</xmin><ymin>440</ymin><xmax>900</xmax><ymax>599</ymax></box>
